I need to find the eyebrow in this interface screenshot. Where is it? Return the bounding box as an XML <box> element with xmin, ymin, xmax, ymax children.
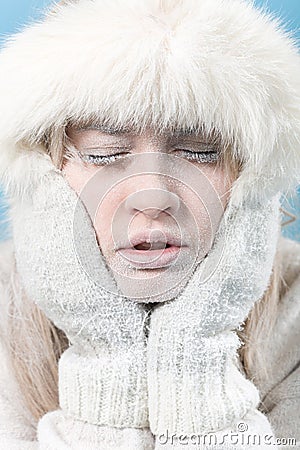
<box><xmin>171</xmin><ymin>128</ymin><xmax>222</xmax><ymax>145</ymax></box>
<box><xmin>76</xmin><ymin>123</ymin><xmax>132</xmax><ymax>135</ymax></box>
<box><xmin>71</xmin><ymin>121</ymin><xmax>219</xmax><ymax>140</ymax></box>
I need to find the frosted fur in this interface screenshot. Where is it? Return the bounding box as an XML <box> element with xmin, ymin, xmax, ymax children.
<box><xmin>0</xmin><ymin>0</ymin><xmax>299</xmax><ymax>204</ymax></box>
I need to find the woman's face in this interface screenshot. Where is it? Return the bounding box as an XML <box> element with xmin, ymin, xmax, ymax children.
<box><xmin>62</xmin><ymin>124</ymin><xmax>234</xmax><ymax>302</ymax></box>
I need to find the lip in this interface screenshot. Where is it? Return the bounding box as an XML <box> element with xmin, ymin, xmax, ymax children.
<box><xmin>116</xmin><ymin>229</ymin><xmax>183</xmax><ymax>251</ymax></box>
<box><xmin>117</xmin><ymin>245</ymin><xmax>187</xmax><ymax>268</ymax></box>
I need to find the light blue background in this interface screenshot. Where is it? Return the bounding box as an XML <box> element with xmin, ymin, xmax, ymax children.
<box><xmin>0</xmin><ymin>1</ymin><xmax>299</xmax><ymax>40</ymax></box>
<box><xmin>0</xmin><ymin>1</ymin><xmax>299</xmax><ymax>241</ymax></box>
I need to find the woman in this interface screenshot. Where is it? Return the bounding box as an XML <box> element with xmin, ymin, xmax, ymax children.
<box><xmin>0</xmin><ymin>0</ymin><xmax>299</xmax><ymax>448</ymax></box>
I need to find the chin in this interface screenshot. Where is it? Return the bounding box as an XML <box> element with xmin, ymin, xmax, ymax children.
<box><xmin>112</xmin><ymin>265</ymin><xmax>195</xmax><ymax>303</ymax></box>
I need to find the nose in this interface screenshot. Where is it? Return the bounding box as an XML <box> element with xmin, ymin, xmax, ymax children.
<box><xmin>124</xmin><ymin>187</ymin><xmax>180</xmax><ymax>219</ymax></box>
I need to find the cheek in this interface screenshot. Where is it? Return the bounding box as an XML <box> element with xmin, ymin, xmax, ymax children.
<box><xmin>62</xmin><ymin>161</ymin><xmax>115</xmax><ymax>248</ymax></box>
<box><xmin>199</xmin><ymin>165</ymin><xmax>232</xmax><ymax>211</ymax></box>
<box><xmin>183</xmin><ymin>165</ymin><xmax>232</xmax><ymax>245</ymax></box>
<box><xmin>93</xmin><ymin>186</ymin><xmax>125</xmax><ymax>256</ymax></box>
<box><xmin>93</xmin><ymin>197</ymin><xmax>116</xmax><ymax>249</ymax></box>
<box><xmin>62</xmin><ymin>160</ymin><xmax>94</xmax><ymax>193</ymax></box>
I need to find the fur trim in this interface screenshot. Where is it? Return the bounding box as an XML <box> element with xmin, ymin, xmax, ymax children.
<box><xmin>0</xmin><ymin>0</ymin><xmax>299</xmax><ymax>204</ymax></box>
<box><xmin>0</xmin><ymin>142</ymin><xmax>56</xmax><ymax>202</ymax></box>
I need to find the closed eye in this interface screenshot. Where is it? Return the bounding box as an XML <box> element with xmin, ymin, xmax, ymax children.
<box><xmin>78</xmin><ymin>150</ymin><xmax>130</xmax><ymax>166</ymax></box>
<box><xmin>173</xmin><ymin>149</ymin><xmax>220</xmax><ymax>163</ymax></box>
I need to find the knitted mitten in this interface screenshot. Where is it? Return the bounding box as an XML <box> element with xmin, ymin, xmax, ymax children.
<box><xmin>147</xmin><ymin>192</ymin><xmax>281</xmax><ymax>443</ymax></box>
<box><xmin>12</xmin><ymin>152</ymin><xmax>150</xmax><ymax>429</ymax></box>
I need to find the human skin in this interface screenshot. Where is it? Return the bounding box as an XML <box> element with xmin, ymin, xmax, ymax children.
<box><xmin>61</xmin><ymin>125</ymin><xmax>233</xmax><ymax>302</ymax></box>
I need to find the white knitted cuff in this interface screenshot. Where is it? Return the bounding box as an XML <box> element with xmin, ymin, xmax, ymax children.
<box><xmin>59</xmin><ymin>345</ymin><xmax>149</xmax><ymax>428</ymax></box>
<box><xmin>148</xmin><ymin>330</ymin><xmax>260</xmax><ymax>435</ymax></box>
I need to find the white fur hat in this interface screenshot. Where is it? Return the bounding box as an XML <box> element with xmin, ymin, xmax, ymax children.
<box><xmin>0</xmin><ymin>0</ymin><xmax>299</xmax><ymax>205</ymax></box>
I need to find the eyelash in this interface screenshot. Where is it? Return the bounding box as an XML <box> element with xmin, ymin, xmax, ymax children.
<box><xmin>79</xmin><ymin>152</ymin><xmax>126</xmax><ymax>165</ymax></box>
<box><xmin>78</xmin><ymin>149</ymin><xmax>219</xmax><ymax>166</ymax></box>
<box><xmin>180</xmin><ymin>150</ymin><xmax>219</xmax><ymax>163</ymax></box>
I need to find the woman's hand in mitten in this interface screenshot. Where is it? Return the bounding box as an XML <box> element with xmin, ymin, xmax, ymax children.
<box><xmin>12</xmin><ymin>152</ymin><xmax>150</xmax><ymax>429</ymax></box>
<box><xmin>147</xmin><ymin>193</ymin><xmax>281</xmax><ymax>444</ymax></box>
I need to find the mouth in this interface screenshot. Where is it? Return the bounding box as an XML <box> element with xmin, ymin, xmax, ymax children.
<box><xmin>117</xmin><ymin>235</ymin><xmax>187</xmax><ymax>269</ymax></box>
<box><xmin>133</xmin><ymin>242</ymin><xmax>173</xmax><ymax>250</ymax></box>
